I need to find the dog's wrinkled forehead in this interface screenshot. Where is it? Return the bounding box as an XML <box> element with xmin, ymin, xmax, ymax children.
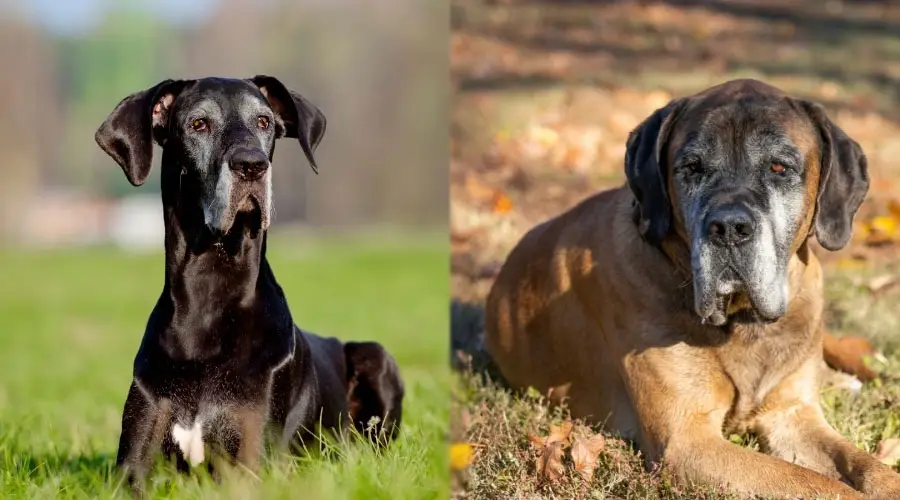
<box><xmin>671</xmin><ymin>82</ymin><xmax>814</xmax><ymax>167</ymax></box>
<box><xmin>171</xmin><ymin>78</ymin><xmax>272</xmax><ymax>121</ymax></box>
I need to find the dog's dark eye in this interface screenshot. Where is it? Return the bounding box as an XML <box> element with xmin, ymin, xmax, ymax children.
<box><xmin>191</xmin><ymin>119</ymin><xmax>208</xmax><ymax>132</ymax></box>
<box><xmin>770</xmin><ymin>163</ymin><xmax>788</xmax><ymax>176</ymax></box>
<box><xmin>682</xmin><ymin>160</ymin><xmax>703</xmax><ymax>174</ymax></box>
<box><xmin>257</xmin><ymin>116</ymin><xmax>270</xmax><ymax>130</ymax></box>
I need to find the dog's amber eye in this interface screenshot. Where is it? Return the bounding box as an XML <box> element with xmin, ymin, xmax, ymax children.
<box><xmin>258</xmin><ymin>116</ymin><xmax>270</xmax><ymax>130</ymax></box>
<box><xmin>191</xmin><ymin>119</ymin><xmax>207</xmax><ymax>132</ymax></box>
<box><xmin>770</xmin><ymin>163</ymin><xmax>786</xmax><ymax>175</ymax></box>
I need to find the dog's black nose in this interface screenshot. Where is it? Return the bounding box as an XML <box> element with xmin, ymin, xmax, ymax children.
<box><xmin>229</xmin><ymin>149</ymin><xmax>269</xmax><ymax>180</ymax></box>
<box><xmin>707</xmin><ymin>206</ymin><xmax>756</xmax><ymax>247</ymax></box>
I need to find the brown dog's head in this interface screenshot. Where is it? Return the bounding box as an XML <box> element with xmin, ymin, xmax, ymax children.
<box><xmin>625</xmin><ymin>79</ymin><xmax>868</xmax><ymax>326</ymax></box>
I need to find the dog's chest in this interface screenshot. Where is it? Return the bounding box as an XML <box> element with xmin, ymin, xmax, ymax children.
<box><xmin>136</xmin><ymin>348</ymin><xmax>295</xmax><ymax>467</ymax></box>
<box><xmin>717</xmin><ymin>327</ymin><xmax>813</xmax><ymax>430</ymax></box>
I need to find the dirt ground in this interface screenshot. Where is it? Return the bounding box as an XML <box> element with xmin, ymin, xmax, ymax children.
<box><xmin>450</xmin><ymin>1</ymin><xmax>900</xmax><ymax>498</ymax></box>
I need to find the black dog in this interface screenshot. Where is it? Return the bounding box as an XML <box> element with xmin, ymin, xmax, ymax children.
<box><xmin>95</xmin><ymin>76</ymin><xmax>404</xmax><ymax>494</ymax></box>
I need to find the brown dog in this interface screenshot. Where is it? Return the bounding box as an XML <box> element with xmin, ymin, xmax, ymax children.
<box><xmin>485</xmin><ymin>79</ymin><xmax>900</xmax><ymax>499</ymax></box>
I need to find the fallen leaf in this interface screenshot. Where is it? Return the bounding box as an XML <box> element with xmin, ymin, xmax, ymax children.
<box><xmin>450</xmin><ymin>442</ymin><xmax>475</xmax><ymax>470</ymax></box>
<box><xmin>868</xmin><ymin>274</ymin><xmax>900</xmax><ymax>295</ymax></box>
<box><xmin>870</xmin><ymin>216</ymin><xmax>898</xmax><ymax>236</ymax></box>
<box><xmin>463</xmin><ymin>174</ymin><xmax>497</xmax><ymax>202</ymax></box>
<box><xmin>529</xmin><ymin>420</ymin><xmax>574</xmax><ymax>485</ymax></box>
<box><xmin>571</xmin><ymin>433</ymin><xmax>606</xmax><ymax>483</ymax></box>
<box><xmin>493</xmin><ymin>192</ymin><xmax>513</xmax><ymax>214</ymax></box>
<box><xmin>834</xmin><ymin>257</ymin><xmax>868</xmax><ymax>270</ymax></box>
<box><xmin>528</xmin><ymin>424</ymin><xmax>572</xmax><ymax>449</ymax></box>
<box><xmin>819</xmin><ymin>82</ymin><xmax>840</xmax><ymax>99</ymax></box>
<box><xmin>529</xmin><ymin>125</ymin><xmax>560</xmax><ymax>149</ymax></box>
<box><xmin>875</xmin><ymin>438</ymin><xmax>900</xmax><ymax>467</ymax></box>
<box><xmin>534</xmin><ymin>420</ymin><xmax>573</xmax><ymax>447</ymax></box>
<box><xmin>536</xmin><ymin>441</ymin><xmax>567</xmax><ymax>484</ymax></box>
<box><xmin>889</xmin><ymin>199</ymin><xmax>900</xmax><ymax>220</ymax></box>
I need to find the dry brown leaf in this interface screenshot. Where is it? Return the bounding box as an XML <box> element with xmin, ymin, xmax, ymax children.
<box><xmin>548</xmin><ymin>420</ymin><xmax>574</xmax><ymax>445</ymax></box>
<box><xmin>536</xmin><ymin>441</ymin><xmax>567</xmax><ymax>484</ymax></box>
<box><xmin>528</xmin><ymin>420</ymin><xmax>575</xmax><ymax>485</ymax></box>
<box><xmin>571</xmin><ymin>433</ymin><xmax>607</xmax><ymax>483</ymax></box>
<box><xmin>874</xmin><ymin>438</ymin><xmax>900</xmax><ymax>467</ymax></box>
<box><xmin>529</xmin><ymin>420</ymin><xmax>574</xmax><ymax>448</ymax></box>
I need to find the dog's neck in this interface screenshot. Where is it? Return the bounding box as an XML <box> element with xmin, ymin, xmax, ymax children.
<box><xmin>160</xmin><ymin>171</ymin><xmax>270</xmax><ymax>312</ymax></box>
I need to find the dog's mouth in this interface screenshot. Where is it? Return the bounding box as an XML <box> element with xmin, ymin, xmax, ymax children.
<box><xmin>204</xmin><ymin>190</ymin><xmax>271</xmax><ymax>238</ymax></box>
<box><xmin>237</xmin><ymin>193</ymin><xmax>261</xmax><ymax>214</ymax></box>
<box><xmin>696</xmin><ymin>265</ymin><xmax>786</xmax><ymax>327</ymax></box>
<box><xmin>231</xmin><ymin>192</ymin><xmax>270</xmax><ymax>235</ymax></box>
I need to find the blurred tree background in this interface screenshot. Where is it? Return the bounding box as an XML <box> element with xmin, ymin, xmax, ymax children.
<box><xmin>0</xmin><ymin>0</ymin><xmax>448</xmax><ymax>245</ymax></box>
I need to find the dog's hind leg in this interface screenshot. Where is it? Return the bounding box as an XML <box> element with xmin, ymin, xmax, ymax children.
<box><xmin>344</xmin><ymin>341</ymin><xmax>405</xmax><ymax>446</ymax></box>
<box><xmin>115</xmin><ymin>381</ymin><xmax>173</xmax><ymax>497</ymax></box>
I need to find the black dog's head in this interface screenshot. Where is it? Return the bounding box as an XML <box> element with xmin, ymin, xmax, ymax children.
<box><xmin>626</xmin><ymin>79</ymin><xmax>868</xmax><ymax>326</ymax></box>
<box><xmin>95</xmin><ymin>76</ymin><xmax>326</xmax><ymax>236</ymax></box>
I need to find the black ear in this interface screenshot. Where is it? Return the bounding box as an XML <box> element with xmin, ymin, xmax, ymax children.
<box><xmin>799</xmin><ymin>101</ymin><xmax>869</xmax><ymax>251</ymax></box>
<box><xmin>94</xmin><ymin>79</ymin><xmax>191</xmax><ymax>186</ymax></box>
<box><xmin>250</xmin><ymin>75</ymin><xmax>327</xmax><ymax>174</ymax></box>
<box><xmin>344</xmin><ymin>341</ymin><xmax>404</xmax><ymax>446</ymax></box>
<box><xmin>624</xmin><ymin>98</ymin><xmax>688</xmax><ymax>246</ymax></box>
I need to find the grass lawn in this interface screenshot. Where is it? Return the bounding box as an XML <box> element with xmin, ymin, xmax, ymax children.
<box><xmin>0</xmin><ymin>233</ymin><xmax>449</xmax><ymax>499</ymax></box>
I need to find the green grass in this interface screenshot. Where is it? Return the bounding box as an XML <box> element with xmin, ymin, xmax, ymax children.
<box><xmin>0</xmin><ymin>234</ymin><xmax>449</xmax><ymax>499</ymax></box>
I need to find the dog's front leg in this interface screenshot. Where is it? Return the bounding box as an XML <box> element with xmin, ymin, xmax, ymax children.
<box><xmin>757</xmin><ymin>403</ymin><xmax>900</xmax><ymax>499</ymax></box>
<box><xmin>754</xmin><ymin>364</ymin><xmax>900</xmax><ymax>499</ymax></box>
<box><xmin>115</xmin><ymin>381</ymin><xmax>173</xmax><ymax>497</ymax></box>
<box><xmin>227</xmin><ymin>404</ymin><xmax>267</xmax><ymax>474</ymax></box>
<box><xmin>623</xmin><ymin>347</ymin><xmax>865</xmax><ymax>499</ymax></box>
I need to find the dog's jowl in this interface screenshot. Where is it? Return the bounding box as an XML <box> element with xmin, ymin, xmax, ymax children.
<box><xmin>95</xmin><ymin>76</ymin><xmax>404</xmax><ymax>494</ymax></box>
<box><xmin>485</xmin><ymin>79</ymin><xmax>900</xmax><ymax>499</ymax></box>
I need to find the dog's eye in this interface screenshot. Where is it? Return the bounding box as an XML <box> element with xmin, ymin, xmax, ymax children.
<box><xmin>682</xmin><ymin>160</ymin><xmax>703</xmax><ymax>174</ymax></box>
<box><xmin>191</xmin><ymin>119</ymin><xmax>208</xmax><ymax>132</ymax></box>
<box><xmin>770</xmin><ymin>163</ymin><xmax>788</xmax><ymax>175</ymax></box>
<box><xmin>258</xmin><ymin>116</ymin><xmax>270</xmax><ymax>130</ymax></box>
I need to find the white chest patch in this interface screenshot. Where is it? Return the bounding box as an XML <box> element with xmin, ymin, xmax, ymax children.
<box><xmin>172</xmin><ymin>420</ymin><xmax>205</xmax><ymax>466</ymax></box>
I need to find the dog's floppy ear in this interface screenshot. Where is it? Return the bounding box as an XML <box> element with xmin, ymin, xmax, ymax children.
<box><xmin>249</xmin><ymin>75</ymin><xmax>327</xmax><ymax>174</ymax></box>
<box><xmin>344</xmin><ymin>341</ymin><xmax>404</xmax><ymax>446</ymax></box>
<box><xmin>798</xmin><ymin>101</ymin><xmax>869</xmax><ymax>251</ymax></box>
<box><xmin>624</xmin><ymin>98</ymin><xmax>688</xmax><ymax>246</ymax></box>
<box><xmin>94</xmin><ymin>79</ymin><xmax>191</xmax><ymax>186</ymax></box>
